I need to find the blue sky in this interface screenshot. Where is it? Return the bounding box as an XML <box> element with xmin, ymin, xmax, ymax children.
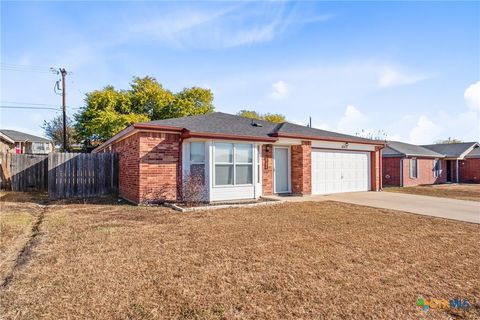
<box><xmin>1</xmin><ymin>1</ymin><xmax>479</xmax><ymax>144</ymax></box>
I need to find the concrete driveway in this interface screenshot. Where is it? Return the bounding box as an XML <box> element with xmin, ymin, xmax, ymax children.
<box><xmin>278</xmin><ymin>192</ymin><xmax>480</xmax><ymax>224</ymax></box>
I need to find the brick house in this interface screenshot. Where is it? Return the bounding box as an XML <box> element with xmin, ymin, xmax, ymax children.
<box><xmin>422</xmin><ymin>142</ymin><xmax>479</xmax><ymax>184</ymax></box>
<box><xmin>382</xmin><ymin>141</ymin><xmax>446</xmax><ymax>187</ymax></box>
<box><xmin>94</xmin><ymin>112</ymin><xmax>385</xmax><ymax>204</ymax></box>
<box><xmin>459</xmin><ymin>147</ymin><xmax>480</xmax><ymax>183</ymax></box>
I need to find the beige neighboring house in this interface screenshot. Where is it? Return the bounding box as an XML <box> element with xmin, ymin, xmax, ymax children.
<box><xmin>0</xmin><ymin>129</ymin><xmax>54</xmax><ymax>154</ymax></box>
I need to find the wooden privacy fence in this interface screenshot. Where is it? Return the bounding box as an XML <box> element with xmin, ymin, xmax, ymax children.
<box><xmin>0</xmin><ymin>152</ymin><xmax>118</xmax><ymax>199</ymax></box>
<box><xmin>2</xmin><ymin>154</ymin><xmax>48</xmax><ymax>191</ymax></box>
<box><xmin>48</xmin><ymin>153</ymin><xmax>118</xmax><ymax>199</ymax></box>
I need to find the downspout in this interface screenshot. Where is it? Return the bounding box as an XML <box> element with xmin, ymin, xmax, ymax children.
<box><xmin>379</xmin><ymin>148</ymin><xmax>383</xmax><ymax>190</ymax></box>
<box><xmin>456</xmin><ymin>159</ymin><xmax>459</xmax><ymax>183</ymax></box>
<box><xmin>400</xmin><ymin>158</ymin><xmax>403</xmax><ymax>187</ymax></box>
<box><xmin>177</xmin><ymin>134</ymin><xmax>184</xmax><ymax>202</ymax></box>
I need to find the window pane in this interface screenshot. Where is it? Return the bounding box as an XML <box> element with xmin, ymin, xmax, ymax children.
<box><xmin>236</xmin><ymin>164</ymin><xmax>253</xmax><ymax>184</ymax></box>
<box><xmin>190</xmin><ymin>164</ymin><xmax>205</xmax><ymax>184</ymax></box>
<box><xmin>190</xmin><ymin>142</ymin><xmax>205</xmax><ymax>163</ymax></box>
<box><xmin>411</xmin><ymin>159</ymin><xmax>417</xmax><ymax>178</ymax></box>
<box><xmin>215</xmin><ymin>165</ymin><xmax>233</xmax><ymax>185</ymax></box>
<box><xmin>215</xmin><ymin>143</ymin><xmax>233</xmax><ymax>163</ymax></box>
<box><xmin>235</xmin><ymin>144</ymin><xmax>253</xmax><ymax>163</ymax></box>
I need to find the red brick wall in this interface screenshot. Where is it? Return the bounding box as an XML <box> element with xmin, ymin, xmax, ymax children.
<box><xmin>291</xmin><ymin>141</ymin><xmax>311</xmax><ymax>195</ymax></box>
<box><xmin>109</xmin><ymin>131</ymin><xmax>181</xmax><ymax>204</ymax></box>
<box><xmin>459</xmin><ymin>158</ymin><xmax>480</xmax><ymax>183</ymax></box>
<box><xmin>262</xmin><ymin>144</ymin><xmax>273</xmax><ymax>196</ymax></box>
<box><xmin>402</xmin><ymin>158</ymin><xmax>446</xmax><ymax>187</ymax></box>
<box><xmin>382</xmin><ymin>157</ymin><xmax>402</xmax><ymax>187</ymax></box>
<box><xmin>138</xmin><ymin>132</ymin><xmax>180</xmax><ymax>203</ymax></box>
<box><xmin>370</xmin><ymin>149</ymin><xmax>381</xmax><ymax>191</ymax></box>
<box><xmin>111</xmin><ymin>133</ymin><xmax>141</xmax><ymax>204</ymax></box>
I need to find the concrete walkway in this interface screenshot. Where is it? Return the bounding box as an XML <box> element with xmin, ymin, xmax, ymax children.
<box><xmin>275</xmin><ymin>192</ymin><xmax>480</xmax><ymax>224</ymax></box>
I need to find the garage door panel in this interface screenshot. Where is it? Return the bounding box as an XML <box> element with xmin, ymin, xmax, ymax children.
<box><xmin>312</xmin><ymin>149</ymin><xmax>370</xmax><ymax>195</ymax></box>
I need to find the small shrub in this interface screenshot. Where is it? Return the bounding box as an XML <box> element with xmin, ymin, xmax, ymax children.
<box><xmin>181</xmin><ymin>169</ymin><xmax>206</xmax><ymax>207</ymax></box>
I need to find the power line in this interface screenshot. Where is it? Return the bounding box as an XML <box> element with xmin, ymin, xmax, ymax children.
<box><xmin>1</xmin><ymin>63</ymin><xmax>59</xmax><ymax>74</ymax></box>
<box><xmin>1</xmin><ymin>101</ymin><xmax>61</xmax><ymax>107</ymax></box>
<box><xmin>0</xmin><ymin>105</ymin><xmax>60</xmax><ymax>111</ymax></box>
<box><xmin>1</xmin><ymin>63</ymin><xmax>52</xmax><ymax>69</ymax></box>
<box><xmin>0</xmin><ymin>67</ymin><xmax>53</xmax><ymax>74</ymax></box>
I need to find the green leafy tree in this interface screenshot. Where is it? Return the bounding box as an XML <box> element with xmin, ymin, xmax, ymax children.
<box><xmin>237</xmin><ymin>109</ymin><xmax>285</xmax><ymax>123</ymax></box>
<box><xmin>42</xmin><ymin>115</ymin><xmax>79</xmax><ymax>150</ymax></box>
<box><xmin>263</xmin><ymin>113</ymin><xmax>286</xmax><ymax>123</ymax></box>
<box><xmin>75</xmin><ymin>77</ymin><xmax>214</xmax><ymax>147</ymax></box>
<box><xmin>128</xmin><ymin>76</ymin><xmax>175</xmax><ymax>118</ymax></box>
<box><xmin>237</xmin><ymin>110</ymin><xmax>262</xmax><ymax>120</ymax></box>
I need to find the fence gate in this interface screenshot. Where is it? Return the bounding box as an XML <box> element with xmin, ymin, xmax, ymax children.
<box><xmin>8</xmin><ymin>154</ymin><xmax>48</xmax><ymax>191</ymax></box>
<box><xmin>48</xmin><ymin>153</ymin><xmax>118</xmax><ymax>199</ymax></box>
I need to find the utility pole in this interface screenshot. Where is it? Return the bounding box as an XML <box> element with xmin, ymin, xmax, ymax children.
<box><xmin>52</xmin><ymin>67</ymin><xmax>69</xmax><ymax>152</ymax></box>
<box><xmin>60</xmin><ymin>68</ymin><xmax>67</xmax><ymax>152</ymax></box>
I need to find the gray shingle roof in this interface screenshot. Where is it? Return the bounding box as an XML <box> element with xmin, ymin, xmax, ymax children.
<box><xmin>139</xmin><ymin>112</ymin><xmax>379</xmax><ymax>144</ymax></box>
<box><xmin>141</xmin><ymin>112</ymin><xmax>278</xmax><ymax>138</ymax></box>
<box><xmin>272</xmin><ymin>122</ymin><xmax>376</xmax><ymax>143</ymax></box>
<box><xmin>0</xmin><ymin>129</ymin><xmax>51</xmax><ymax>143</ymax></box>
<box><xmin>422</xmin><ymin>142</ymin><xmax>479</xmax><ymax>158</ymax></box>
<box><xmin>384</xmin><ymin>141</ymin><xmax>444</xmax><ymax>158</ymax></box>
<box><xmin>465</xmin><ymin>146</ymin><xmax>480</xmax><ymax>159</ymax></box>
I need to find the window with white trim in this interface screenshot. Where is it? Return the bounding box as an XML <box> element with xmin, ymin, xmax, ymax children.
<box><xmin>33</xmin><ymin>142</ymin><xmax>45</xmax><ymax>151</ymax></box>
<box><xmin>433</xmin><ymin>159</ymin><xmax>442</xmax><ymax>177</ymax></box>
<box><xmin>214</xmin><ymin>143</ymin><xmax>253</xmax><ymax>186</ymax></box>
<box><xmin>410</xmin><ymin>158</ymin><xmax>418</xmax><ymax>178</ymax></box>
<box><xmin>189</xmin><ymin>142</ymin><xmax>205</xmax><ymax>183</ymax></box>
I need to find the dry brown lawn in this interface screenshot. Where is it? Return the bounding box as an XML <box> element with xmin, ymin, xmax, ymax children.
<box><xmin>385</xmin><ymin>183</ymin><xmax>480</xmax><ymax>202</ymax></box>
<box><xmin>0</xmin><ymin>200</ymin><xmax>39</xmax><ymax>282</ymax></box>
<box><xmin>0</xmin><ymin>196</ymin><xmax>479</xmax><ymax>319</ymax></box>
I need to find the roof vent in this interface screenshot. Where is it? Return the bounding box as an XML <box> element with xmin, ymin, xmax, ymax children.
<box><xmin>251</xmin><ymin>119</ymin><xmax>263</xmax><ymax>127</ymax></box>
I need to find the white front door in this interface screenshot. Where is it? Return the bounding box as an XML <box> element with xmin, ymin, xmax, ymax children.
<box><xmin>312</xmin><ymin>149</ymin><xmax>370</xmax><ymax>194</ymax></box>
<box><xmin>274</xmin><ymin>147</ymin><xmax>289</xmax><ymax>193</ymax></box>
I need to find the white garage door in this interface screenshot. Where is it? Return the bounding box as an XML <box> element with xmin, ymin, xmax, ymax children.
<box><xmin>312</xmin><ymin>149</ymin><xmax>370</xmax><ymax>195</ymax></box>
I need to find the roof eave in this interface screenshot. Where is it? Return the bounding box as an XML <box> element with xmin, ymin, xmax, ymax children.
<box><xmin>93</xmin><ymin>123</ymin><xmax>184</xmax><ymax>153</ymax></box>
<box><xmin>0</xmin><ymin>132</ymin><xmax>15</xmax><ymax>144</ymax></box>
<box><xmin>270</xmin><ymin>132</ymin><xmax>387</xmax><ymax>146</ymax></box>
<box><xmin>133</xmin><ymin>123</ymin><xmax>184</xmax><ymax>132</ymax></box>
<box><xmin>405</xmin><ymin>154</ymin><xmax>444</xmax><ymax>158</ymax></box>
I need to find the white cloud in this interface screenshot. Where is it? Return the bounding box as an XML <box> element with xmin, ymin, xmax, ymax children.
<box><xmin>129</xmin><ymin>3</ymin><xmax>333</xmax><ymax>49</ymax></box>
<box><xmin>269</xmin><ymin>80</ymin><xmax>290</xmax><ymax>100</ymax></box>
<box><xmin>408</xmin><ymin>115</ymin><xmax>441</xmax><ymax>144</ymax></box>
<box><xmin>464</xmin><ymin>81</ymin><xmax>480</xmax><ymax>112</ymax></box>
<box><xmin>378</xmin><ymin>66</ymin><xmax>430</xmax><ymax>88</ymax></box>
<box><xmin>337</xmin><ymin>105</ymin><xmax>368</xmax><ymax>134</ymax></box>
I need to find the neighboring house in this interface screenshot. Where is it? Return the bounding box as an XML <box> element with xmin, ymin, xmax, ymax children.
<box><xmin>0</xmin><ymin>129</ymin><xmax>53</xmax><ymax>154</ymax></box>
<box><xmin>382</xmin><ymin>141</ymin><xmax>446</xmax><ymax>187</ymax></box>
<box><xmin>460</xmin><ymin>147</ymin><xmax>480</xmax><ymax>183</ymax></box>
<box><xmin>94</xmin><ymin>112</ymin><xmax>385</xmax><ymax>204</ymax></box>
<box><xmin>422</xmin><ymin>142</ymin><xmax>480</xmax><ymax>183</ymax></box>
